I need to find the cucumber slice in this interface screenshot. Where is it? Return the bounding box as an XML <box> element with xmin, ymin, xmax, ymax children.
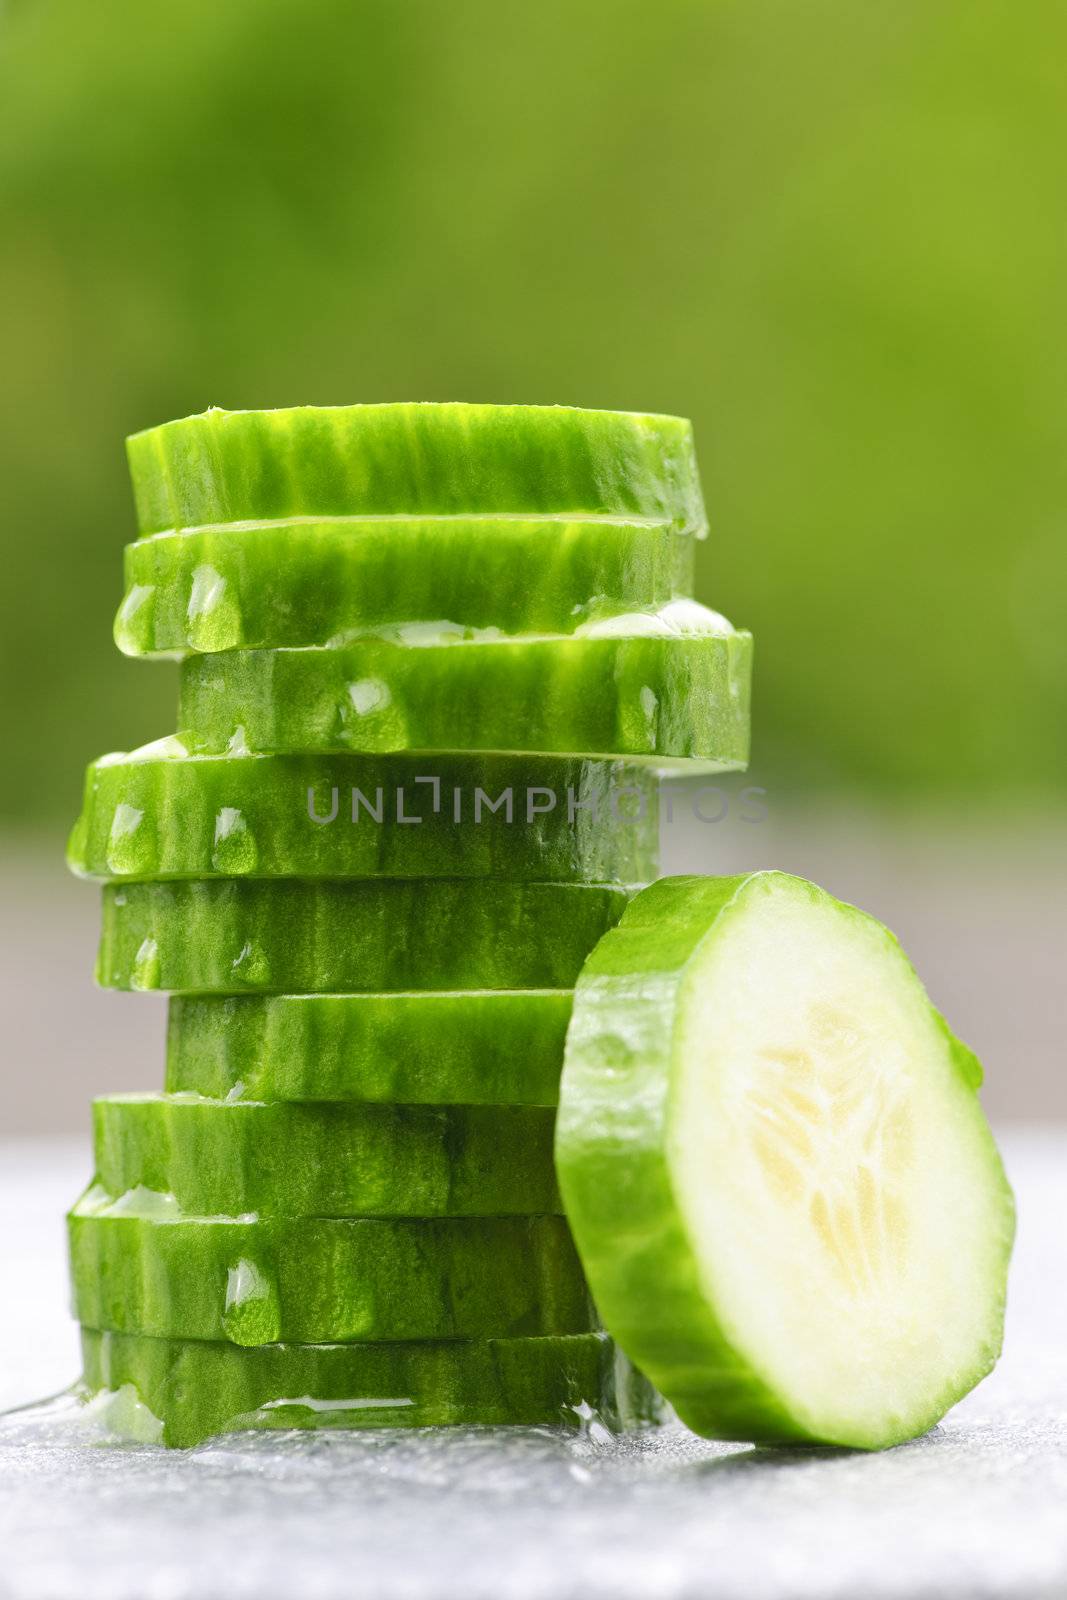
<box><xmin>97</xmin><ymin>879</ymin><xmax>630</xmax><ymax>993</ymax></box>
<box><xmin>127</xmin><ymin>403</ymin><xmax>707</xmax><ymax>538</ymax></box>
<box><xmin>166</xmin><ymin>992</ymin><xmax>572</xmax><ymax>1105</ymax></box>
<box><xmin>556</xmin><ymin>872</ymin><xmax>1015</xmax><ymax>1451</ymax></box>
<box><xmin>176</xmin><ymin>613</ymin><xmax>752</xmax><ymax>766</ymax></box>
<box><xmin>116</xmin><ymin>516</ymin><xmax>696</xmax><ymax>655</ymax></box>
<box><xmin>69</xmin><ymin>1194</ymin><xmax>593</xmax><ymax>1344</ymax></box>
<box><xmin>68</xmin><ymin>750</ymin><xmax>658</xmax><ymax>886</ymax></box>
<box><xmin>92</xmin><ymin>1095</ymin><xmax>560</xmax><ymax>1217</ymax></box>
<box><xmin>79</xmin><ymin>1327</ymin><xmax>662</xmax><ymax>1448</ymax></box>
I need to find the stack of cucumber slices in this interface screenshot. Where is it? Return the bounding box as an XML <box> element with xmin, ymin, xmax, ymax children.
<box><xmin>68</xmin><ymin>402</ymin><xmax>1013</xmax><ymax>1454</ymax></box>
<box><xmin>68</xmin><ymin>402</ymin><xmax>746</xmax><ymax>1448</ymax></box>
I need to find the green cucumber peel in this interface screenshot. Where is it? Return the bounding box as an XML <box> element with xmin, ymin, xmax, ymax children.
<box><xmin>79</xmin><ymin>1327</ymin><xmax>663</xmax><ymax>1448</ymax></box>
<box><xmin>176</xmin><ymin>624</ymin><xmax>752</xmax><ymax>766</ymax></box>
<box><xmin>127</xmin><ymin>403</ymin><xmax>707</xmax><ymax>538</ymax></box>
<box><xmin>97</xmin><ymin>878</ymin><xmax>631</xmax><ymax>994</ymax></box>
<box><xmin>556</xmin><ymin>871</ymin><xmax>1015</xmax><ymax>1451</ymax></box>
<box><xmin>92</xmin><ymin>1094</ymin><xmax>561</xmax><ymax>1217</ymax></box>
<box><xmin>116</xmin><ymin>516</ymin><xmax>695</xmax><ymax>655</ymax></box>
<box><xmin>166</xmin><ymin>992</ymin><xmax>572</xmax><ymax>1106</ymax></box>
<box><xmin>69</xmin><ymin>1196</ymin><xmax>593</xmax><ymax>1344</ymax></box>
<box><xmin>69</xmin><ymin>750</ymin><xmax>659</xmax><ymax>886</ymax></box>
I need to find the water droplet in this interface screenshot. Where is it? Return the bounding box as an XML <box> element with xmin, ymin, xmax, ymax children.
<box><xmin>348</xmin><ymin>678</ymin><xmax>390</xmax><ymax>715</ymax></box>
<box><xmin>110</xmin><ymin>803</ymin><xmax>143</xmax><ymax>837</ymax></box>
<box><xmin>106</xmin><ymin>803</ymin><xmax>151</xmax><ymax>875</ymax></box>
<box><xmin>657</xmin><ymin>599</ymin><xmax>734</xmax><ymax>636</ymax></box>
<box><xmin>187</xmin><ymin>565</ymin><xmax>243</xmax><ymax>651</ymax></box>
<box><xmin>211</xmin><ymin>807</ymin><xmax>258</xmax><ymax>874</ymax></box>
<box><xmin>83</xmin><ymin>1384</ymin><xmax>165</xmax><ymax>1444</ymax></box>
<box><xmin>131</xmin><ymin>936</ymin><xmax>161</xmax><ymax>991</ymax></box>
<box><xmin>114</xmin><ymin>584</ymin><xmax>156</xmax><ymax>653</ymax></box>
<box><xmin>223</xmin><ymin>1258</ymin><xmax>281</xmax><ymax>1346</ymax></box>
<box><xmin>566</xmin><ymin>1399</ymin><xmax>614</xmax><ymax>1444</ymax></box>
<box><xmin>231</xmin><ymin>941</ymin><xmax>271</xmax><ymax>987</ymax></box>
<box><xmin>340</xmin><ymin>678</ymin><xmax>407</xmax><ymax>750</ymax></box>
<box><xmin>94</xmin><ymin>1185</ymin><xmax>181</xmax><ymax>1219</ymax></box>
<box><xmin>126</xmin><ymin>734</ymin><xmax>189</xmax><ymax>762</ymax></box>
<box><xmin>576</xmin><ymin>601</ymin><xmax>735</xmax><ymax>639</ymax></box>
<box><xmin>66</xmin><ymin>816</ymin><xmax>89</xmax><ymax>873</ymax></box>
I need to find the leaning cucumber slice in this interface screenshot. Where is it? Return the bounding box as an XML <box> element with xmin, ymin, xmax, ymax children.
<box><xmin>556</xmin><ymin>872</ymin><xmax>1014</xmax><ymax>1451</ymax></box>
<box><xmin>166</xmin><ymin>992</ymin><xmax>572</xmax><ymax>1105</ymax></box>
<box><xmin>176</xmin><ymin>608</ymin><xmax>751</xmax><ymax>766</ymax></box>
<box><xmin>92</xmin><ymin>1095</ymin><xmax>560</xmax><ymax>1217</ymax></box>
<box><xmin>70</xmin><ymin>1195</ymin><xmax>593</xmax><ymax>1344</ymax></box>
<box><xmin>127</xmin><ymin>403</ymin><xmax>707</xmax><ymax>537</ymax></box>
<box><xmin>68</xmin><ymin>750</ymin><xmax>658</xmax><ymax>886</ymax></box>
<box><xmin>116</xmin><ymin>516</ymin><xmax>695</xmax><ymax>655</ymax></box>
<box><xmin>79</xmin><ymin>1328</ymin><xmax>662</xmax><ymax>1448</ymax></box>
<box><xmin>97</xmin><ymin>879</ymin><xmax>630</xmax><ymax>993</ymax></box>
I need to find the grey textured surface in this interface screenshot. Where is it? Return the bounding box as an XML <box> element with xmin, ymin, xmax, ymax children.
<box><xmin>0</xmin><ymin>1129</ymin><xmax>1064</xmax><ymax>1600</ymax></box>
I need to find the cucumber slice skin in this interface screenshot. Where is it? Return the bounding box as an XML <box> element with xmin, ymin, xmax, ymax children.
<box><xmin>79</xmin><ymin>1327</ymin><xmax>663</xmax><ymax>1448</ymax></box>
<box><xmin>126</xmin><ymin>403</ymin><xmax>707</xmax><ymax>538</ymax></box>
<box><xmin>166</xmin><ymin>992</ymin><xmax>572</xmax><ymax>1106</ymax></box>
<box><xmin>116</xmin><ymin>517</ymin><xmax>696</xmax><ymax>655</ymax></box>
<box><xmin>69</xmin><ymin>1204</ymin><xmax>594</xmax><ymax>1344</ymax></box>
<box><xmin>92</xmin><ymin>1096</ymin><xmax>561</xmax><ymax>1217</ymax></box>
<box><xmin>176</xmin><ymin>633</ymin><xmax>752</xmax><ymax>765</ymax></box>
<box><xmin>555</xmin><ymin>872</ymin><xmax>1015</xmax><ymax>1451</ymax></box>
<box><xmin>97</xmin><ymin>879</ymin><xmax>631</xmax><ymax>994</ymax></box>
<box><xmin>68</xmin><ymin>751</ymin><xmax>659</xmax><ymax>886</ymax></box>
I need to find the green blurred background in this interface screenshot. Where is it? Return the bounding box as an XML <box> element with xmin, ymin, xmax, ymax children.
<box><xmin>1</xmin><ymin>0</ymin><xmax>1065</xmax><ymax>1128</ymax></box>
<box><xmin>3</xmin><ymin>0</ymin><xmax>1066</xmax><ymax>815</ymax></box>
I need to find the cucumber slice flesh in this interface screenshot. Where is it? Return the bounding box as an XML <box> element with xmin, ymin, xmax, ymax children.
<box><xmin>97</xmin><ymin>879</ymin><xmax>631</xmax><ymax>994</ymax></box>
<box><xmin>68</xmin><ymin>750</ymin><xmax>659</xmax><ymax>886</ymax></box>
<box><xmin>127</xmin><ymin>403</ymin><xmax>707</xmax><ymax>537</ymax></box>
<box><xmin>556</xmin><ymin>871</ymin><xmax>1015</xmax><ymax>1451</ymax></box>
<box><xmin>79</xmin><ymin>1327</ymin><xmax>662</xmax><ymax>1448</ymax></box>
<box><xmin>69</xmin><ymin>1197</ymin><xmax>593</xmax><ymax>1343</ymax></box>
<box><xmin>116</xmin><ymin>516</ymin><xmax>696</xmax><ymax>655</ymax></box>
<box><xmin>176</xmin><ymin>621</ymin><xmax>752</xmax><ymax>766</ymax></box>
<box><xmin>166</xmin><ymin>992</ymin><xmax>572</xmax><ymax>1105</ymax></box>
<box><xmin>92</xmin><ymin>1095</ymin><xmax>561</xmax><ymax>1217</ymax></box>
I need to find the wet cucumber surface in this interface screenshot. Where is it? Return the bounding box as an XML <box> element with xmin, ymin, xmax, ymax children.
<box><xmin>69</xmin><ymin>750</ymin><xmax>659</xmax><ymax>885</ymax></box>
<box><xmin>79</xmin><ymin>1327</ymin><xmax>664</xmax><ymax>1448</ymax></box>
<box><xmin>166</xmin><ymin>991</ymin><xmax>573</xmax><ymax>1106</ymax></box>
<box><xmin>127</xmin><ymin>403</ymin><xmax>707</xmax><ymax>537</ymax></box>
<box><xmin>70</xmin><ymin>1201</ymin><xmax>593</xmax><ymax>1344</ymax></box>
<box><xmin>176</xmin><ymin>629</ymin><xmax>752</xmax><ymax>764</ymax></box>
<box><xmin>66</xmin><ymin>401</ymin><xmax>725</xmax><ymax>1452</ymax></box>
<box><xmin>117</xmin><ymin>515</ymin><xmax>695</xmax><ymax>655</ymax></box>
<box><xmin>92</xmin><ymin>1096</ymin><xmax>562</xmax><ymax>1217</ymax></box>
<box><xmin>96</xmin><ymin>878</ymin><xmax>632</xmax><ymax>993</ymax></box>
